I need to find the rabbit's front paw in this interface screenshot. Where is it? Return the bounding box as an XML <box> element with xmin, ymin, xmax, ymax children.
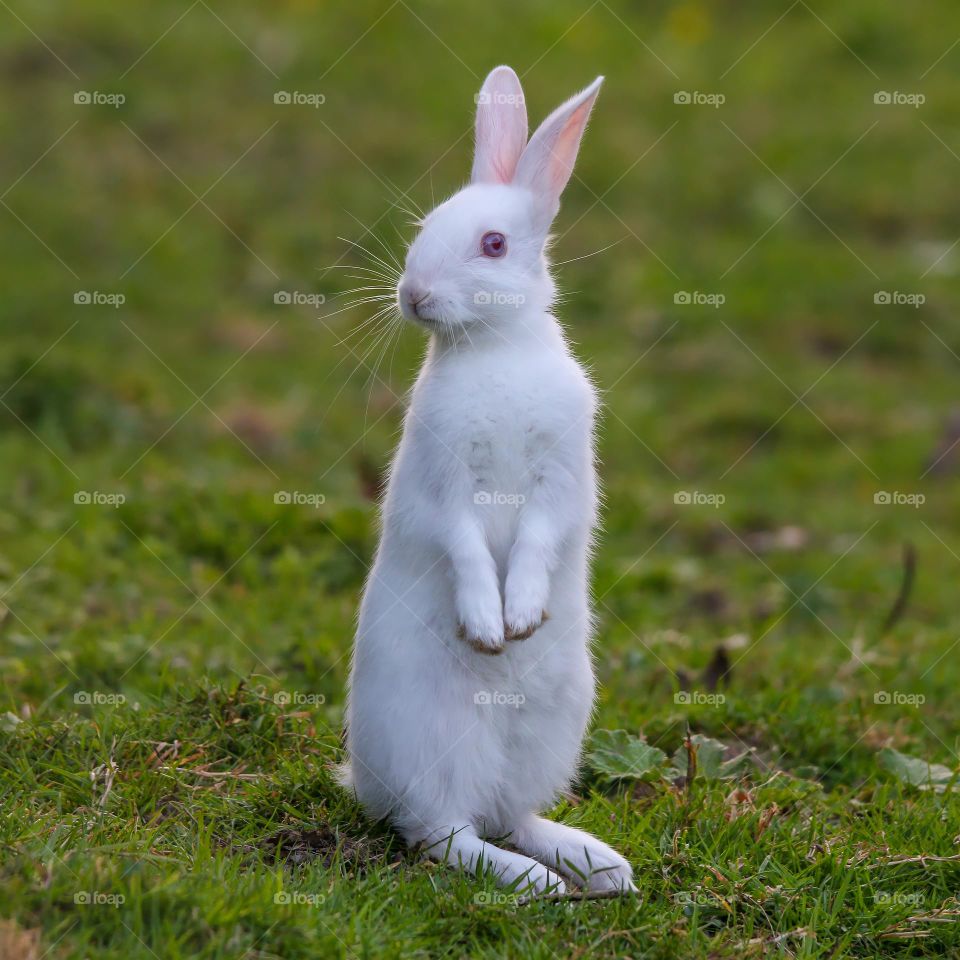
<box><xmin>503</xmin><ymin>590</ymin><xmax>548</xmax><ymax>641</ymax></box>
<box><xmin>456</xmin><ymin>596</ymin><xmax>505</xmax><ymax>655</ymax></box>
<box><xmin>503</xmin><ymin>566</ymin><xmax>549</xmax><ymax>640</ymax></box>
<box><xmin>504</xmin><ymin>609</ymin><xmax>547</xmax><ymax>641</ymax></box>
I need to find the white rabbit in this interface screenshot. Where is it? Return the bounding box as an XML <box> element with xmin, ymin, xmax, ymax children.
<box><xmin>341</xmin><ymin>65</ymin><xmax>635</xmax><ymax>896</ymax></box>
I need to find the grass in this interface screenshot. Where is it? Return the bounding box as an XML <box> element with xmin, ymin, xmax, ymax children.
<box><xmin>2</xmin><ymin>0</ymin><xmax>960</xmax><ymax>956</ymax></box>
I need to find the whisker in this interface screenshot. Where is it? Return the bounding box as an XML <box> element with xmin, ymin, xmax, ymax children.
<box><xmin>319</xmin><ymin>298</ymin><xmax>394</xmax><ymax>323</ymax></box>
<box><xmin>393</xmin><ymin>223</ymin><xmax>412</xmax><ymax>248</ymax></box>
<box><xmin>342</xmin><ymin>275</ymin><xmax>397</xmax><ymax>285</ymax></box>
<box><xmin>345</xmin><ymin>211</ymin><xmax>405</xmax><ymax>274</ymax></box>
<box><xmin>396</xmin><ymin>207</ymin><xmax>425</xmax><ymax>229</ymax></box>
<box><xmin>352</xmin><ymin>312</ymin><xmax>404</xmax><ymax>388</ymax></box>
<box><xmin>552</xmin><ymin>237</ymin><xmax>627</xmax><ymax>266</ymax></box>
<box><xmin>336</xmin><ymin>285</ymin><xmax>397</xmax><ymax>296</ymax></box>
<box><xmin>337</xmin><ymin>236</ymin><xmax>401</xmax><ymax>280</ymax></box>
<box><xmin>337</xmin><ymin>294</ymin><xmax>396</xmax><ymax>308</ymax></box>
<box><xmin>335</xmin><ymin>304</ymin><xmax>399</xmax><ymax>347</ymax></box>
<box><xmin>321</xmin><ymin>264</ymin><xmax>395</xmax><ymax>278</ymax></box>
<box><xmin>393</xmin><ymin>196</ymin><xmax>425</xmax><ymax>220</ymax></box>
<box><xmin>363</xmin><ymin>316</ymin><xmax>404</xmax><ymax>431</ymax></box>
<box><xmin>311</xmin><ymin>295</ymin><xmax>403</xmax><ymax>430</ymax></box>
<box><xmin>337</xmin><ymin>299</ymin><xmax>395</xmax><ymax>311</ymax></box>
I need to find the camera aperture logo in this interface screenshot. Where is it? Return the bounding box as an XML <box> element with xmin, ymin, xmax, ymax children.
<box><xmin>74</xmin><ymin>91</ymin><xmax>125</xmax><ymax>108</ymax></box>
<box><xmin>274</xmin><ymin>291</ymin><xmax>326</xmax><ymax>307</ymax></box>
<box><xmin>474</xmin><ymin>690</ymin><xmax>525</xmax><ymax>709</ymax></box>
<box><xmin>273</xmin><ymin>690</ymin><xmax>326</xmax><ymax>706</ymax></box>
<box><xmin>674</xmin><ymin>91</ymin><xmax>725</xmax><ymax>108</ymax></box>
<box><xmin>474</xmin><ymin>490</ymin><xmax>525</xmax><ymax>508</ymax></box>
<box><xmin>274</xmin><ymin>91</ymin><xmax>325</xmax><ymax>107</ymax></box>
<box><xmin>474</xmin><ymin>890</ymin><xmax>519</xmax><ymax>906</ymax></box>
<box><xmin>875</xmin><ymin>891</ymin><xmax>924</xmax><ymax>906</ymax></box>
<box><xmin>674</xmin><ymin>290</ymin><xmax>725</xmax><ymax>308</ymax></box>
<box><xmin>274</xmin><ymin>491</ymin><xmax>325</xmax><ymax>508</ymax></box>
<box><xmin>874</xmin><ymin>291</ymin><xmax>924</xmax><ymax>308</ymax></box>
<box><xmin>874</xmin><ymin>91</ymin><xmax>925</xmax><ymax>108</ymax></box>
<box><xmin>874</xmin><ymin>691</ymin><xmax>925</xmax><ymax>707</ymax></box>
<box><xmin>273</xmin><ymin>891</ymin><xmax>325</xmax><ymax>906</ymax></box>
<box><xmin>674</xmin><ymin>490</ymin><xmax>725</xmax><ymax>508</ymax></box>
<box><xmin>74</xmin><ymin>691</ymin><xmax>126</xmax><ymax>706</ymax></box>
<box><xmin>75</xmin><ymin>291</ymin><xmax>125</xmax><ymax>308</ymax></box>
<box><xmin>674</xmin><ymin>890</ymin><xmax>731</xmax><ymax>906</ymax></box>
<box><xmin>873</xmin><ymin>491</ymin><xmax>924</xmax><ymax>508</ymax></box>
<box><xmin>473</xmin><ymin>290</ymin><xmax>526</xmax><ymax>307</ymax></box>
<box><xmin>74</xmin><ymin>891</ymin><xmax>125</xmax><ymax>907</ymax></box>
<box><xmin>475</xmin><ymin>91</ymin><xmax>525</xmax><ymax>107</ymax></box>
<box><xmin>74</xmin><ymin>491</ymin><xmax>126</xmax><ymax>508</ymax></box>
<box><xmin>674</xmin><ymin>690</ymin><xmax>726</xmax><ymax>707</ymax></box>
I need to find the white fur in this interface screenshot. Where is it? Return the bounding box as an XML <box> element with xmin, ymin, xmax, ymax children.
<box><xmin>341</xmin><ymin>66</ymin><xmax>634</xmax><ymax>896</ymax></box>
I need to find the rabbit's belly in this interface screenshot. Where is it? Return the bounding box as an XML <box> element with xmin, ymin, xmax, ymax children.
<box><xmin>467</xmin><ymin>622</ymin><xmax>595</xmax><ymax>820</ymax></box>
<box><xmin>348</xmin><ymin>557</ymin><xmax>594</xmax><ymax>827</ymax></box>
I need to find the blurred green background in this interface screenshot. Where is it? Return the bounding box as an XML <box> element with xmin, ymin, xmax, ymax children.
<box><xmin>3</xmin><ymin>1</ymin><xmax>960</xmax><ymax>956</ymax></box>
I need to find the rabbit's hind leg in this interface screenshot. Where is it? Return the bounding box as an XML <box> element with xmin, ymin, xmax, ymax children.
<box><xmin>510</xmin><ymin>815</ymin><xmax>636</xmax><ymax>893</ymax></box>
<box><xmin>418</xmin><ymin>822</ymin><xmax>566</xmax><ymax>896</ymax></box>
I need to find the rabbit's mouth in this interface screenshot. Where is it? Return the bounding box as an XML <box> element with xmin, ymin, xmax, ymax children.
<box><xmin>407</xmin><ymin>301</ymin><xmax>437</xmax><ymax>326</ymax></box>
<box><xmin>403</xmin><ymin>295</ymin><xmax>446</xmax><ymax>328</ymax></box>
<box><xmin>398</xmin><ymin>282</ymin><xmax>463</xmax><ymax>333</ymax></box>
<box><xmin>411</xmin><ymin>298</ymin><xmax>435</xmax><ymax>321</ymax></box>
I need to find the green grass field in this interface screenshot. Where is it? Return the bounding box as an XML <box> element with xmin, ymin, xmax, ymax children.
<box><xmin>2</xmin><ymin>1</ymin><xmax>960</xmax><ymax>956</ymax></box>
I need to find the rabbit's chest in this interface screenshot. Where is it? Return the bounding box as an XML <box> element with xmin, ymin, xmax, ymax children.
<box><xmin>459</xmin><ymin>393</ymin><xmax>557</xmax><ymax>484</ymax></box>
<box><xmin>413</xmin><ymin>350</ymin><xmax>592</xmax><ymax>503</ymax></box>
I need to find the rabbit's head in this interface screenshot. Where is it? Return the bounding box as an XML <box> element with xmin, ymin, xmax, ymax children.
<box><xmin>397</xmin><ymin>66</ymin><xmax>603</xmax><ymax>336</ymax></box>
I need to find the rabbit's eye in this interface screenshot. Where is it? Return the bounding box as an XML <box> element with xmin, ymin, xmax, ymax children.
<box><xmin>480</xmin><ymin>231</ymin><xmax>507</xmax><ymax>258</ymax></box>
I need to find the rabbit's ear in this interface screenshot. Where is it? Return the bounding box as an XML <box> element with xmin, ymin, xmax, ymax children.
<box><xmin>514</xmin><ymin>76</ymin><xmax>603</xmax><ymax>230</ymax></box>
<box><xmin>471</xmin><ymin>65</ymin><xmax>528</xmax><ymax>185</ymax></box>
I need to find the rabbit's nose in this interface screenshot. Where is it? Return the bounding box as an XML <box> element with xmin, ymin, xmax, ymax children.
<box><xmin>399</xmin><ymin>280</ymin><xmax>431</xmax><ymax>317</ymax></box>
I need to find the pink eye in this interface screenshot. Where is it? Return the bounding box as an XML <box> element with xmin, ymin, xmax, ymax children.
<box><xmin>481</xmin><ymin>231</ymin><xmax>507</xmax><ymax>258</ymax></box>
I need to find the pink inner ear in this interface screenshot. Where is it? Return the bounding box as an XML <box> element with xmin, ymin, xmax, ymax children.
<box><xmin>548</xmin><ymin>99</ymin><xmax>593</xmax><ymax>191</ymax></box>
<box><xmin>472</xmin><ymin>67</ymin><xmax>528</xmax><ymax>185</ymax></box>
<box><xmin>513</xmin><ymin>77</ymin><xmax>602</xmax><ymax>210</ymax></box>
<box><xmin>478</xmin><ymin>113</ymin><xmax>522</xmax><ymax>184</ymax></box>
<box><xmin>491</xmin><ymin>145</ymin><xmax>516</xmax><ymax>184</ymax></box>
